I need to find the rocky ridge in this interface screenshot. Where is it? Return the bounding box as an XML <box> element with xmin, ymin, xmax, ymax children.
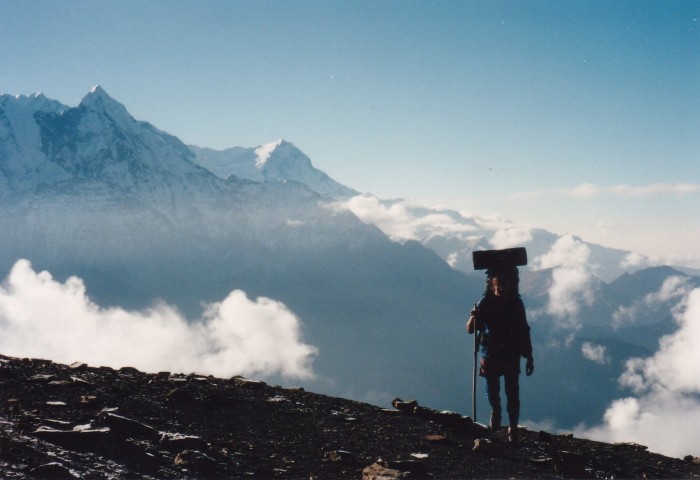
<box><xmin>1</xmin><ymin>354</ymin><xmax>698</xmax><ymax>479</ymax></box>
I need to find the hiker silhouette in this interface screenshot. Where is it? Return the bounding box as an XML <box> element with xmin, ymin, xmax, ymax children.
<box><xmin>467</xmin><ymin>249</ymin><xmax>533</xmax><ymax>445</ymax></box>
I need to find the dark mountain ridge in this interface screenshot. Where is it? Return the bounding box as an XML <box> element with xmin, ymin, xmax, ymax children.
<box><xmin>1</xmin><ymin>354</ymin><xmax>698</xmax><ymax>479</ymax></box>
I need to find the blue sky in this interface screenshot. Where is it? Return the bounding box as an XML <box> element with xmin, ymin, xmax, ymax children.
<box><xmin>2</xmin><ymin>0</ymin><xmax>699</xmax><ymax>265</ymax></box>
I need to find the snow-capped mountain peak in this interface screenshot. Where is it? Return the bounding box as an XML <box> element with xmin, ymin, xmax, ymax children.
<box><xmin>0</xmin><ymin>92</ymin><xmax>69</xmax><ymax>193</ymax></box>
<box><xmin>81</xmin><ymin>85</ymin><xmax>113</xmax><ymax>104</ymax></box>
<box><xmin>78</xmin><ymin>85</ymin><xmax>132</xmax><ymax>123</ymax></box>
<box><xmin>191</xmin><ymin>140</ymin><xmax>358</xmax><ymax>199</ymax></box>
<box><xmin>1</xmin><ymin>87</ymin><xmax>224</xmax><ymax>204</ymax></box>
<box><xmin>0</xmin><ymin>91</ymin><xmax>64</xmax><ymax>113</ymax></box>
<box><xmin>255</xmin><ymin>139</ymin><xmax>284</xmax><ymax>168</ymax></box>
<box><xmin>12</xmin><ymin>92</ymin><xmax>45</xmax><ymax>103</ymax></box>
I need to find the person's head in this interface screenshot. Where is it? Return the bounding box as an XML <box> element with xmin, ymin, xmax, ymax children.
<box><xmin>486</xmin><ymin>267</ymin><xmax>519</xmax><ymax>298</ymax></box>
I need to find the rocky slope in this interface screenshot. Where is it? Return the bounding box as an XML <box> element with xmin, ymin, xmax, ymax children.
<box><xmin>1</xmin><ymin>355</ymin><xmax>698</xmax><ymax>479</ymax></box>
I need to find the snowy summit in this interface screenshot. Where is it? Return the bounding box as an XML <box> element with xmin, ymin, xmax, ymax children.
<box><xmin>255</xmin><ymin>139</ymin><xmax>284</xmax><ymax>169</ymax></box>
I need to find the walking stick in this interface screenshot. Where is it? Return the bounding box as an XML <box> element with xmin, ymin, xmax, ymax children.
<box><xmin>472</xmin><ymin>303</ymin><xmax>479</xmax><ymax>422</ymax></box>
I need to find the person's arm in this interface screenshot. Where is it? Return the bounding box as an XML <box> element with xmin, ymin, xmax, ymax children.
<box><xmin>467</xmin><ymin>303</ymin><xmax>483</xmax><ymax>333</ymax></box>
<box><xmin>526</xmin><ymin>356</ymin><xmax>534</xmax><ymax>375</ymax></box>
<box><xmin>467</xmin><ymin>313</ymin><xmax>476</xmax><ymax>334</ymax></box>
<box><xmin>517</xmin><ymin>298</ymin><xmax>535</xmax><ymax>375</ymax></box>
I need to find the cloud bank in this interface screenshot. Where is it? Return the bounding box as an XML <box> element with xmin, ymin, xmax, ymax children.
<box><xmin>567</xmin><ymin>183</ymin><xmax>700</xmax><ymax>198</ymax></box>
<box><xmin>575</xmin><ymin>287</ymin><xmax>700</xmax><ymax>458</ymax></box>
<box><xmin>344</xmin><ymin>194</ymin><xmax>479</xmax><ymax>242</ymax></box>
<box><xmin>612</xmin><ymin>275</ymin><xmax>692</xmax><ymax>328</ymax></box>
<box><xmin>0</xmin><ymin>260</ymin><xmax>317</xmax><ymax>380</ymax></box>
<box><xmin>512</xmin><ymin>182</ymin><xmax>700</xmax><ymax>200</ymax></box>
<box><xmin>531</xmin><ymin>234</ymin><xmax>597</xmax><ymax>330</ymax></box>
<box><xmin>343</xmin><ymin>194</ymin><xmax>532</xmax><ymax>251</ymax></box>
<box><xmin>345</xmin><ymin>194</ymin><xmax>421</xmax><ymax>241</ymax></box>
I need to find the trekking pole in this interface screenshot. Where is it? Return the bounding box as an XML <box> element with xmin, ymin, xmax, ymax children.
<box><xmin>472</xmin><ymin>303</ymin><xmax>479</xmax><ymax>422</ymax></box>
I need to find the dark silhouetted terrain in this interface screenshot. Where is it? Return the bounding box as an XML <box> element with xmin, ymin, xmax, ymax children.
<box><xmin>1</xmin><ymin>354</ymin><xmax>698</xmax><ymax>479</ymax></box>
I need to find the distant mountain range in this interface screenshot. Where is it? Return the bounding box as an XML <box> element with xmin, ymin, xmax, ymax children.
<box><xmin>1</xmin><ymin>86</ymin><xmax>698</xmax><ymax>432</ymax></box>
<box><xmin>190</xmin><ymin>139</ymin><xmax>358</xmax><ymax>199</ymax></box>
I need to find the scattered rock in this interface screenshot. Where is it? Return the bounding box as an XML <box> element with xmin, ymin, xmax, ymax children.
<box><xmin>391</xmin><ymin>398</ymin><xmax>418</xmax><ymax>414</ymax></box>
<box><xmin>362</xmin><ymin>462</ymin><xmax>408</xmax><ymax>479</ymax></box>
<box><xmin>266</xmin><ymin>395</ymin><xmax>288</xmax><ymax>403</ymax></box>
<box><xmin>48</xmin><ymin>380</ymin><xmax>73</xmax><ymax>387</ymax></box>
<box><xmin>423</xmin><ymin>434</ymin><xmax>448</xmax><ymax>444</ymax></box>
<box><xmin>32</xmin><ymin>426</ymin><xmax>111</xmax><ymax>451</ymax></box>
<box><xmin>29</xmin><ymin>462</ymin><xmax>78</xmax><ymax>479</ymax></box>
<box><xmin>119</xmin><ymin>366</ymin><xmax>141</xmax><ymax>374</ymax></box>
<box><xmin>363</xmin><ymin>458</ymin><xmax>427</xmax><ymax>479</ymax></box>
<box><xmin>615</xmin><ymin>441</ymin><xmax>648</xmax><ymax>451</ymax></box>
<box><xmin>98</xmin><ymin>413</ymin><xmax>159</xmax><ymax>440</ymax></box>
<box><xmin>391</xmin><ymin>398</ymin><xmax>478</xmax><ymax>432</ymax></box>
<box><xmin>160</xmin><ymin>432</ymin><xmax>210</xmax><ymax>451</ymax></box>
<box><xmin>174</xmin><ymin>449</ymin><xmax>218</xmax><ymax>474</ymax></box>
<box><xmin>554</xmin><ymin>450</ymin><xmax>589</xmax><ymax>478</ymax></box>
<box><xmin>230</xmin><ymin>376</ymin><xmax>267</xmax><ymax>389</ymax></box>
<box><xmin>6</xmin><ymin>398</ymin><xmax>20</xmax><ymax>412</ymax></box>
<box><xmin>78</xmin><ymin>395</ymin><xmax>97</xmax><ymax>406</ymax></box>
<box><xmin>325</xmin><ymin>450</ymin><xmax>357</xmax><ymax>463</ymax></box>
<box><xmin>69</xmin><ymin>376</ymin><xmax>91</xmax><ymax>385</ymax></box>
<box><xmin>381</xmin><ymin>459</ymin><xmax>426</xmax><ymax>475</ymax></box>
<box><xmin>472</xmin><ymin>438</ymin><xmax>504</xmax><ymax>457</ymax></box>
<box><xmin>1</xmin><ymin>354</ymin><xmax>697</xmax><ymax>480</ymax></box>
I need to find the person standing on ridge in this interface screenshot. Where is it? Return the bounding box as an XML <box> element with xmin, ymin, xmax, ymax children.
<box><xmin>467</xmin><ymin>265</ymin><xmax>534</xmax><ymax>444</ymax></box>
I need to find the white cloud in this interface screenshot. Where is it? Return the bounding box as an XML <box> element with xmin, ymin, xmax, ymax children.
<box><xmin>581</xmin><ymin>342</ymin><xmax>610</xmax><ymax>365</ymax></box>
<box><xmin>0</xmin><ymin>259</ymin><xmax>317</xmax><ymax>380</ymax></box>
<box><xmin>344</xmin><ymin>194</ymin><xmax>478</xmax><ymax>242</ymax></box>
<box><xmin>646</xmin><ymin>276</ymin><xmax>693</xmax><ymax>304</ymax></box>
<box><xmin>470</xmin><ymin>212</ymin><xmax>525</xmax><ymax>232</ymax></box>
<box><xmin>568</xmin><ymin>183</ymin><xmax>603</xmax><ymax>198</ymax></box>
<box><xmin>604</xmin><ymin>183</ymin><xmax>700</xmax><ymax>197</ymax></box>
<box><xmin>534</xmin><ymin>234</ymin><xmax>591</xmax><ymax>270</ymax></box>
<box><xmin>653</xmin><ymin>251</ymin><xmax>700</xmax><ymax>271</ymax></box>
<box><xmin>532</xmin><ymin>234</ymin><xmax>597</xmax><ymax>329</ymax></box>
<box><xmin>576</xmin><ymin>287</ymin><xmax>700</xmax><ymax>458</ymax></box>
<box><xmin>612</xmin><ymin>275</ymin><xmax>691</xmax><ymax>328</ymax></box>
<box><xmin>344</xmin><ymin>195</ymin><xmax>532</xmax><ymax>257</ymax></box>
<box><xmin>523</xmin><ymin>182</ymin><xmax>700</xmax><ymax>199</ymax></box>
<box><xmin>345</xmin><ymin>194</ymin><xmax>418</xmax><ymax>241</ymax></box>
<box><xmin>489</xmin><ymin>226</ymin><xmax>533</xmax><ymax>250</ymax></box>
<box><xmin>619</xmin><ymin>252</ymin><xmax>651</xmax><ymax>269</ymax></box>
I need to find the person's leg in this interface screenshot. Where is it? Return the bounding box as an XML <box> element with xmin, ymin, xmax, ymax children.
<box><xmin>504</xmin><ymin>373</ymin><xmax>520</xmax><ymax>426</ymax></box>
<box><xmin>484</xmin><ymin>375</ymin><xmax>501</xmax><ymax>430</ymax></box>
<box><xmin>504</xmin><ymin>373</ymin><xmax>520</xmax><ymax>443</ymax></box>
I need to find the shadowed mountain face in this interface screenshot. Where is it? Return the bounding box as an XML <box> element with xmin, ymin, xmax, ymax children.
<box><xmin>1</xmin><ymin>88</ymin><xmax>699</xmax><ymax>438</ymax></box>
<box><xmin>1</xmin><ymin>355</ymin><xmax>697</xmax><ymax>479</ymax></box>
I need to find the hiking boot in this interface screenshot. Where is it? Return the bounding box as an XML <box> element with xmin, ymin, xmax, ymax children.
<box><xmin>489</xmin><ymin>413</ymin><xmax>501</xmax><ymax>431</ymax></box>
<box><xmin>507</xmin><ymin>426</ymin><xmax>520</xmax><ymax>445</ymax></box>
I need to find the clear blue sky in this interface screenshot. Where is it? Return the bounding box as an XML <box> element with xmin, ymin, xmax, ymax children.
<box><xmin>2</xmin><ymin>0</ymin><xmax>699</xmax><ymax>265</ymax></box>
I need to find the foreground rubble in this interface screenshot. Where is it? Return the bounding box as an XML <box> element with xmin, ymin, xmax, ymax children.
<box><xmin>1</xmin><ymin>354</ymin><xmax>698</xmax><ymax>479</ymax></box>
